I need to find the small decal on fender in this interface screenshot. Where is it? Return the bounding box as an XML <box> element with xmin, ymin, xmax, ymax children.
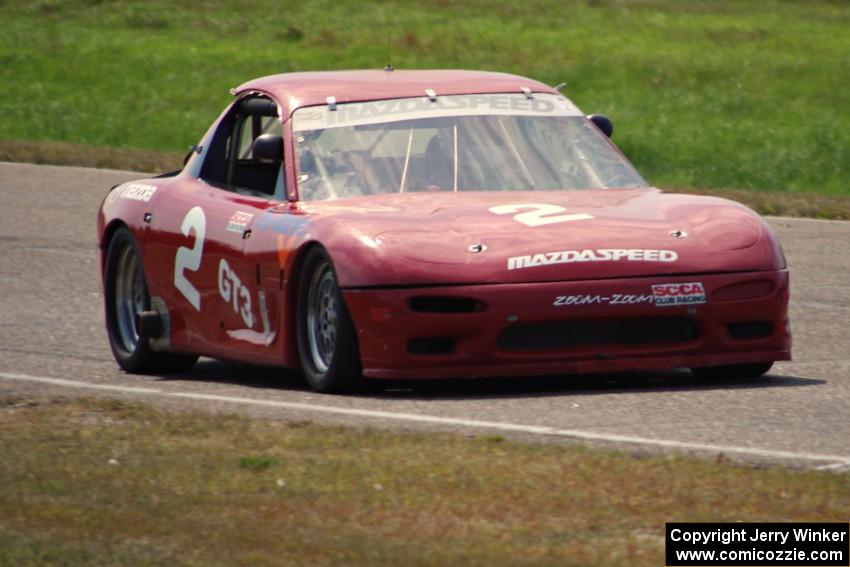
<box><xmin>226</xmin><ymin>211</ymin><xmax>254</xmax><ymax>234</ymax></box>
<box><xmin>108</xmin><ymin>183</ymin><xmax>158</xmax><ymax>204</ymax></box>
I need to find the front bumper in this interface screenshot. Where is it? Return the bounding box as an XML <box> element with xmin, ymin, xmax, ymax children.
<box><xmin>343</xmin><ymin>270</ymin><xmax>791</xmax><ymax>379</ymax></box>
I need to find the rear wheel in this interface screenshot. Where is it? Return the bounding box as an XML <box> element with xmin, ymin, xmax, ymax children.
<box><xmin>296</xmin><ymin>248</ymin><xmax>362</xmax><ymax>392</ymax></box>
<box><xmin>104</xmin><ymin>227</ymin><xmax>198</xmax><ymax>373</ymax></box>
<box><xmin>691</xmin><ymin>362</ymin><xmax>773</xmax><ymax>380</ymax></box>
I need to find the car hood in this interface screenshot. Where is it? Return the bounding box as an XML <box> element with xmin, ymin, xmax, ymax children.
<box><xmin>294</xmin><ymin>189</ymin><xmax>785</xmax><ymax>287</ymax></box>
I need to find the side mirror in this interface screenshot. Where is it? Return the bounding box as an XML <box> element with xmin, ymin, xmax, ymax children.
<box><xmin>253</xmin><ymin>134</ymin><xmax>283</xmax><ymax>163</ymax></box>
<box><xmin>587</xmin><ymin>114</ymin><xmax>613</xmax><ymax>138</ymax></box>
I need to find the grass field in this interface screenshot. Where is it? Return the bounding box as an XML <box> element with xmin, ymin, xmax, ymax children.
<box><xmin>1</xmin><ymin>0</ymin><xmax>849</xmax><ymax>196</ymax></box>
<box><xmin>2</xmin><ymin>396</ymin><xmax>848</xmax><ymax>566</ymax></box>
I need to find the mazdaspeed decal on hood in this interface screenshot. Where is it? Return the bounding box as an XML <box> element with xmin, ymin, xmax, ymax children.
<box><xmin>507</xmin><ymin>248</ymin><xmax>678</xmax><ymax>271</ymax></box>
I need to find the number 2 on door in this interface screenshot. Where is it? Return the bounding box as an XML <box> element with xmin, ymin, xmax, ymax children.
<box><xmin>174</xmin><ymin>206</ymin><xmax>206</xmax><ymax>310</ymax></box>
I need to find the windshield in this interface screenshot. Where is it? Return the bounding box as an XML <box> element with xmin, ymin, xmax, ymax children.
<box><xmin>292</xmin><ymin>93</ymin><xmax>647</xmax><ymax>201</ymax></box>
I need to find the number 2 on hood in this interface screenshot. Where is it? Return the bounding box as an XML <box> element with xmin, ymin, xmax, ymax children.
<box><xmin>489</xmin><ymin>203</ymin><xmax>594</xmax><ymax>227</ymax></box>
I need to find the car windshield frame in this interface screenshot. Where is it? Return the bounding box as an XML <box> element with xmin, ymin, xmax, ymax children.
<box><xmin>291</xmin><ymin>93</ymin><xmax>647</xmax><ymax>201</ymax></box>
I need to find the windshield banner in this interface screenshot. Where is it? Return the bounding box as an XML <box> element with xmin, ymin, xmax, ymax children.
<box><xmin>293</xmin><ymin>93</ymin><xmax>582</xmax><ymax>132</ymax></box>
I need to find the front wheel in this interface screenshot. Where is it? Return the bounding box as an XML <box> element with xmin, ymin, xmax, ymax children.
<box><xmin>104</xmin><ymin>227</ymin><xmax>198</xmax><ymax>374</ymax></box>
<box><xmin>296</xmin><ymin>247</ymin><xmax>362</xmax><ymax>392</ymax></box>
<box><xmin>691</xmin><ymin>362</ymin><xmax>773</xmax><ymax>380</ymax></box>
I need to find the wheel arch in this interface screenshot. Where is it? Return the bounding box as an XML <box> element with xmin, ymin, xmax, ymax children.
<box><xmin>99</xmin><ymin>219</ymin><xmax>130</xmax><ymax>277</ymax></box>
<box><xmin>282</xmin><ymin>240</ymin><xmax>326</xmax><ymax>368</ymax></box>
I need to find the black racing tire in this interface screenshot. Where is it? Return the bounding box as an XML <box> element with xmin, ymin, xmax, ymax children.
<box><xmin>104</xmin><ymin>227</ymin><xmax>198</xmax><ymax>374</ymax></box>
<box><xmin>295</xmin><ymin>247</ymin><xmax>362</xmax><ymax>393</ymax></box>
<box><xmin>691</xmin><ymin>362</ymin><xmax>773</xmax><ymax>380</ymax></box>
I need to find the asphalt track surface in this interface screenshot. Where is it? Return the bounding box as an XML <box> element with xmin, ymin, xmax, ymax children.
<box><xmin>1</xmin><ymin>162</ymin><xmax>849</xmax><ymax>470</ymax></box>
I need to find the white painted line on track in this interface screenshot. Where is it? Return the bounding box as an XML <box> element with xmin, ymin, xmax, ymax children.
<box><xmin>0</xmin><ymin>372</ymin><xmax>161</xmax><ymax>394</ymax></box>
<box><xmin>3</xmin><ymin>370</ymin><xmax>849</xmax><ymax>468</ymax></box>
<box><xmin>766</xmin><ymin>215</ymin><xmax>850</xmax><ymax>225</ymax></box>
<box><xmin>814</xmin><ymin>462</ymin><xmax>850</xmax><ymax>472</ymax></box>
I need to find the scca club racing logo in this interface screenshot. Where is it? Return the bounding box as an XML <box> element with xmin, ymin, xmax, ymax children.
<box><xmin>651</xmin><ymin>282</ymin><xmax>706</xmax><ymax>307</ymax></box>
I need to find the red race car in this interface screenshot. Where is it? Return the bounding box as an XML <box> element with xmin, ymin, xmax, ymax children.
<box><xmin>97</xmin><ymin>70</ymin><xmax>790</xmax><ymax>392</ymax></box>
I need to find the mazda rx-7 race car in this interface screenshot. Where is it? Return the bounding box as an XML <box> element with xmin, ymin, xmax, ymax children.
<box><xmin>98</xmin><ymin>70</ymin><xmax>791</xmax><ymax>392</ymax></box>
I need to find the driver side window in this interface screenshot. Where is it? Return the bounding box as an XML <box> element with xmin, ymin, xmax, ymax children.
<box><xmin>200</xmin><ymin>96</ymin><xmax>285</xmax><ymax>198</ymax></box>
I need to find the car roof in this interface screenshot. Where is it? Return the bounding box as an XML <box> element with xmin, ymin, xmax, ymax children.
<box><xmin>233</xmin><ymin>69</ymin><xmax>560</xmax><ymax>118</ymax></box>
